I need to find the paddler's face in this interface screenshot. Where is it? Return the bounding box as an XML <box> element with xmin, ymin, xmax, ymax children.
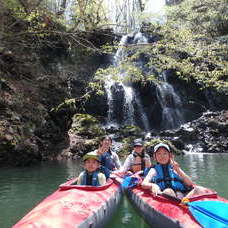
<box><xmin>84</xmin><ymin>158</ymin><xmax>100</xmax><ymax>172</ymax></box>
<box><xmin>102</xmin><ymin>139</ymin><xmax>111</xmax><ymax>149</ymax></box>
<box><xmin>134</xmin><ymin>145</ymin><xmax>144</xmax><ymax>153</ymax></box>
<box><xmin>154</xmin><ymin>148</ymin><xmax>171</xmax><ymax>165</ymax></box>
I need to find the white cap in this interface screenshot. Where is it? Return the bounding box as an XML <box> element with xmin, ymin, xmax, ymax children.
<box><xmin>154</xmin><ymin>143</ymin><xmax>171</xmax><ymax>153</ymax></box>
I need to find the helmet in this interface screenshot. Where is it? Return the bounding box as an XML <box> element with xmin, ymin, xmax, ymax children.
<box><xmin>154</xmin><ymin>143</ymin><xmax>171</xmax><ymax>153</ymax></box>
<box><xmin>133</xmin><ymin>138</ymin><xmax>144</xmax><ymax>147</ymax></box>
<box><xmin>83</xmin><ymin>151</ymin><xmax>101</xmax><ymax>162</ymax></box>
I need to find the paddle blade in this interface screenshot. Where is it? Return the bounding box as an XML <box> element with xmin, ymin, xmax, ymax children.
<box><xmin>189</xmin><ymin>201</ymin><xmax>228</xmax><ymax>228</ymax></box>
<box><xmin>121</xmin><ymin>176</ymin><xmax>139</xmax><ymax>189</ymax></box>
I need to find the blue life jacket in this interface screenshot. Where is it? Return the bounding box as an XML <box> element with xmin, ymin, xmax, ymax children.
<box><xmin>100</xmin><ymin>150</ymin><xmax>116</xmax><ymax>171</ymax></box>
<box><xmin>81</xmin><ymin>170</ymin><xmax>100</xmax><ymax>186</ymax></box>
<box><xmin>143</xmin><ymin>167</ymin><xmax>151</xmax><ymax>177</ymax></box>
<box><xmin>151</xmin><ymin>164</ymin><xmax>190</xmax><ymax>193</ymax></box>
<box><xmin>99</xmin><ymin>165</ymin><xmax>110</xmax><ymax>179</ymax></box>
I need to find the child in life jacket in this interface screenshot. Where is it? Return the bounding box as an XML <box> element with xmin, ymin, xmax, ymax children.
<box><xmin>142</xmin><ymin>143</ymin><xmax>195</xmax><ymax>198</ymax></box>
<box><xmin>77</xmin><ymin>151</ymin><xmax>106</xmax><ymax>186</ymax></box>
<box><xmin>119</xmin><ymin>138</ymin><xmax>151</xmax><ymax>175</ymax></box>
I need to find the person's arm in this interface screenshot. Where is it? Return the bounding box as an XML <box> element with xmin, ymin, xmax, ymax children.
<box><xmin>77</xmin><ymin>172</ymin><xmax>84</xmax><ymax>185</ymax></box>
<box><xmin>171</xmin><ymin>159</ymin><xmax>194</xmax><ymax>187</ymax></box>
<box><xmin>119</xmin><ymin>154</ymin><xmax>132</xmax><ymax>173</ymax></box>
<box><xmin>141</xmin><ymin>168</ymin><xmax>156</xmax><ymax>189</ymax></box>
<box><xmin>113</xmin><ymin>152</ymin><xmax>121</xmax><ymax>169</ymax></box>
<box><xmin>141</xmin><ymin>168</ymin><xmax>161</xmax><ymax>194</ymax></box>
<box><xmin>98</xmin><ymin>173</ymin><xmax>106</xmax><ymax>186</ymax></box>
<box><xmin>145</xmin><ymin>154</ymin><xmax>152</xmax><ymax>168</ymax></box>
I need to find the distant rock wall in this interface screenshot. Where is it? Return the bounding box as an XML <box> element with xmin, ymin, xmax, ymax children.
<box><xmin>0</xmin><ymin>27</ymin><xmax>114</xmax><ymax>166</ymax></box>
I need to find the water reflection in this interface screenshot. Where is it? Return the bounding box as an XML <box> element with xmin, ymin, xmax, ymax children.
<box><xmin>106</xmin><ymin>196</ymin><xmax>150</xmax><ymax>228</ymax></box>
<box><xmin>1</xmin><ymin>154</ymin><xmax>228</xmax><ymax>228</ymax></box>
<box><xmin>176</xmin><ymin>153</ymin><xmax>228</xmax><ymax>197</ymax></box>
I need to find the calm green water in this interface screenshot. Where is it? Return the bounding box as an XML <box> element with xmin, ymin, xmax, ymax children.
<box><xmin>1</xmin><ymin>154</ymin><xmax>228</xmax><ymax>228</ymax></box>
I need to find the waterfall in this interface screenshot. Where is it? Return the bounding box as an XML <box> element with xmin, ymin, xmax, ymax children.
<box><xmin>156</xmin><ymin>74</ymin><xmax>184</xmax><ymax>129</ymax></box>
<box><xmin>64</xmin><ymin>0</ymin><xmax>75</xmax><ymax>25</ymax></box>
<box><xmin>122</xmin><ymin>85</ymin><xmax>135</xmax><ymax>125</ymax></box>
<box><xmin>135</xmin><ymin>96</ymin><xmax>151</xmax><ymax>131</ymax></box>
<box><xmin>104</xmin><ymin>32</ymin><xmax>150</xmax><ymax>130</ymax></box>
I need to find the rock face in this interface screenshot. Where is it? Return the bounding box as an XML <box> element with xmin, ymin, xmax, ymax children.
<box><xmin>156</xmin><ymin>110</ymin><xmax>228</xmax><ymax>153</ymax></box>
<box><xmin>1</xmin><ymin>14</ymin><xmax>227</xmax><ymax>166</ymax></box>
<box><xmin>0</xmin><ymin>27</ymin><xmax>114</xmax><ymax>166</ymax></box>
<box><xmin>58</xmin><ymin>114</ymin><xmax>106</xmax><ymax>160</ymax></box>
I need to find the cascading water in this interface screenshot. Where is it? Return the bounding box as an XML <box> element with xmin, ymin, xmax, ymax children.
<box><xmin>156</xmin><ymin>73</ymin><xmax>184</xmax><ymax>129</ymax></box>
<box><xmin>49</xmin><ymin>0</ymin><xmax>183</xmax><ymax>132</ymax></box>
<box><xmin>135</xmin><ymin>95</ymin><xmax>151</xmax><ymax>131</ymax></box>
<box><xmin>103</xmin><ymin>0</ymin><xmax>168</xmax><ymax>131</ymax></box>
<box><xmin>104</xmin><ymin>32</ymin><xmax>150</xmax><ymax>130</ymax></box>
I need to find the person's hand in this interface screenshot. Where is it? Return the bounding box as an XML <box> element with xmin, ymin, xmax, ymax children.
<box><xmin>97</xmin><ymin>145</ymin><xmax>105</xmax><ymax>154</ymax></box>
<box><xmin>151</xmin><ymin>183</ymin><xmax>161</xmax><ymax>196</ymax></box>
<box><xmin>98</xmin><ymin>144</ymin><xmax>109</xmax><ymax>154</ymax></box>
<box><xmin>170</xmin><ymin>158</ymin><xmax>180</xmax><ymax>172</ymax></box>
<box><xmin>126</xmin><ymin>171</ymin><xmax>133</xmax><ymax>176</ymax></box>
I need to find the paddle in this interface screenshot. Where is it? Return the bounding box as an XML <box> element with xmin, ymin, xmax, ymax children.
<box><xmin>160</xmin><ymin>193</ymin><xmax>228</xmax><ymax>228</ymax></box>
<box><xmin>121</xmin><ymin>172</ymin><xmax>142</xmax><ymax>189</ymax></box>
<box><xmin>121</xmin><ymin>175</ymin><xmax>140</xmax><ymax>189</ymax></box>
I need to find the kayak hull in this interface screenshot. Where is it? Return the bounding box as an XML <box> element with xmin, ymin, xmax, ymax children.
<box><xmin>127</xmin><ymin>186</ymin><xmax>228</xmax><ymax>228</ymax></box>
<box><xmin>13</xmin><ymin>178</ymin><xmax>122</xmax><ymax>228</ymax></box>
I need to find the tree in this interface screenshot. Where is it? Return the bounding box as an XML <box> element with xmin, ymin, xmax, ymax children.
<box><xmin>167</xmin><ymin>0</ymin><xmax>228</xmax><ymax>37</ymax></box>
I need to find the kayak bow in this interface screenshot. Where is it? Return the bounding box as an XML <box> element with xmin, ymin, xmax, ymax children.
<box><xmin>13</xmin><ymin>178</ymin><xmax>122</xmax><ymax>228</ymax></box>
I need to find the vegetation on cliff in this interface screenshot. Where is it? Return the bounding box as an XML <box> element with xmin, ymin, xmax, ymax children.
<box><xmin>94</xmin><ymin>0</ymin><xmax>228</xmax><ymax>95</ymax></box>
<box><xmin>0</xmin><ymin>0</ymin><xmax>227</xmax><ymax>166</ymax></box>
<box><xmin>0</xmin><ymin>0</ymin><xmax>113</xmax><ymax>165</ymax></box>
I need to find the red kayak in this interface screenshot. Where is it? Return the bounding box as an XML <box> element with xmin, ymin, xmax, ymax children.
<box><xmin>126</xmin><ymin>186</ymin><xmax>228</xmax><ymax>228</ymax></box>
<box><xmin>13</xmin><ymin>178</ymin><xmax>122</xmax><ymax>228</ymax></box>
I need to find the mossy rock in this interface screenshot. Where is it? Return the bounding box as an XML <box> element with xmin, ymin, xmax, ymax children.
<box><xmin>145</xmin><ymin>139</ymin><xmax>182</xmax><ymax>155</ymax></box>
<box><xmin>119</xmin><ymin>125</ymin><xmax>143</xmax><ymax>137</ymax></box>
<box><xmin>70</xmin><ymin>114</ymin><xmax>105</xmax><ymax>138</ymax></box>
<box><xmin>117</xmin><ymin>136</ymin><xmax>139</xmax><ymax>157</ymax></box>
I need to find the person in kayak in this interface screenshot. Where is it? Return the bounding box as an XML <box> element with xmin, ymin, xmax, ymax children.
<box><xmin>141</xmin><ymin>143</ymin><xmax>194</xmax><ymax>198</ymax></box>
<box><xmin>77</xmin><ymin>151</ymin><xmax>106</xmax><ymax>186</ymax></box>
<box><xmin>119</xmin><ymin>138</ymin><xmax>151</xmax><ymax>174</ymax></box>
<box><xmin>97</xmin><ymin>136</ymin><xmax>121</xmax><ymax>171</ymax></box>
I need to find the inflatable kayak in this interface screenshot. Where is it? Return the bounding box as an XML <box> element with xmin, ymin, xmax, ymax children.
<box><xmin>126</xmin><ymin>186</ymin><xmax>228</xmax><ymax>228</ymax></box>
<box><xmin>13</xmin><ymin>178</ymin><xmax>122</xmax><ymax>228</ymax></box>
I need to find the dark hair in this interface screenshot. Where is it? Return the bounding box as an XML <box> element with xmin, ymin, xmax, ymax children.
<box><xmin>99</xmin><ymin>136</ymin><xmax>112</xmax><ymax>146</ymax></box>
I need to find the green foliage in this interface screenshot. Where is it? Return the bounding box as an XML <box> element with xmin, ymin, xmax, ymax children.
<box><xmin>51</xmin><ymin>99</ymin><xmax>77</xmax><ymax>114</ymax></box>
<box><xmin>166</xmin><ymin>0</ymin><xmax>228</xmax><ymax>37</ymax></box>
<box><xmin>71</xmin><ymin>113</ymin><xmax>105</xmax><ymax>138</ymax></box>
<box><xmin>72</xmin><ymin>0</ymin><xmax>107</xmax><ymax>31</ymax></box>
<box><xmin>94</xmin><ymin>43</ymin><xmax>157</xmax><ymax>89</ymax></box>
<box><xmin>145</xmin><ymin>139</ymin><xmax>182</xmax><ymax>155</ymax></box>
<box><xmin>119</xmin><ymin>125</ymin><xmax>143</xmax><ymax>136</ymax></box>
<box><xmin>92</xmin><ymin>0</ymin><xmax>228</xmax><ymax>94</ymax></box>
<box><xmin>2</xmin><ymin>0</ymin><xmax>23</xmax><ymax>12</ymax></box>
<box><xmin>92</xmin><ymin>0</ymin><xmax>225</xmax><ymax>92</ymax></box>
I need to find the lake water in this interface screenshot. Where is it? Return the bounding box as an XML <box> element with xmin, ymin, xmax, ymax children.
<box><xmin>1</xmin><ymin>153</ymin><xmax>228</xmax><ymax>228</ymax></box>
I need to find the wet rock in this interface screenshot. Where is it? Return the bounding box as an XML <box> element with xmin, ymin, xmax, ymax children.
<box><xmin>155</xmin><ymin>110</ymin><xmax>228</xmax><ymax>153</ymax></box>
